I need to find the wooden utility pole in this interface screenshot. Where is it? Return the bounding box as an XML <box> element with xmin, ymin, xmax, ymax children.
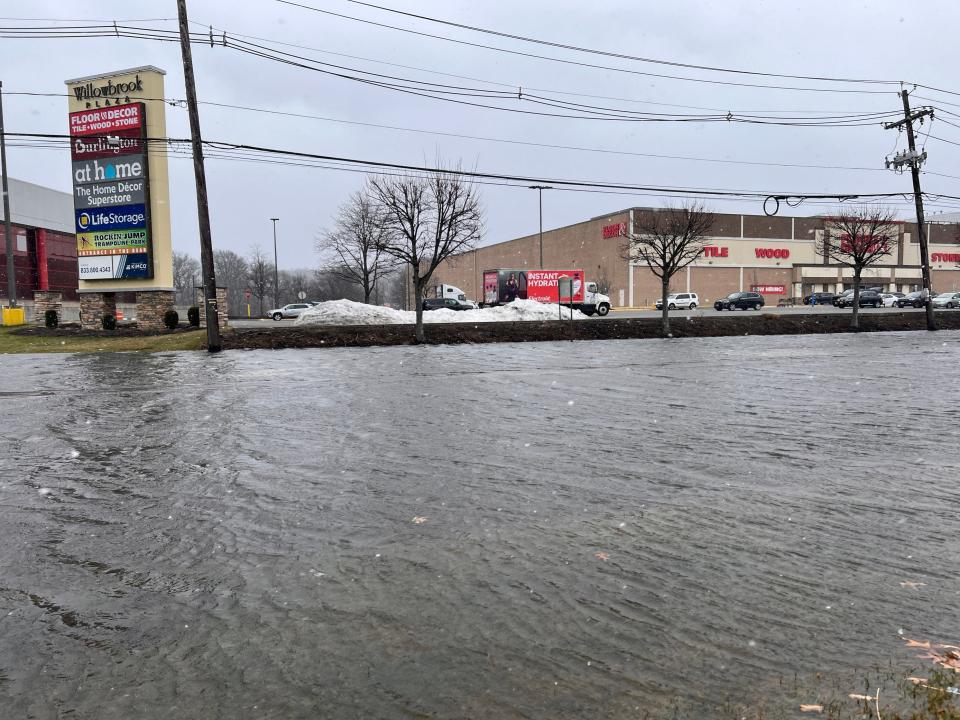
<box><xmin>177</xmin><ymin>0</ymin><xmax>221</xmax><ymax>351</ymax></box>
<box><xmin>0</xmin><ymin>81</ymin><xmax>17</xmax><ymax>307</ymax></box>
<box><xmin>884</xmin><ymin>90</ymin><xmax>935</xmax><ymax>330</ymax></box>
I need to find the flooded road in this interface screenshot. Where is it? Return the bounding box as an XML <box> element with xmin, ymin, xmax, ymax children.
<box><xmin>2</xmin><ymin>332</ymin><xmax>958</xmax><ymax>719</ymax></box>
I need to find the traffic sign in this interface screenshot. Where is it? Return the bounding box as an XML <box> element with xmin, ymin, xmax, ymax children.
<box><xmin>297</xmin><ymin>291</ymin><xmax>306</xmax><ymax>300</ymax></box>
<box><xmin>244</xmin><ymin>289</ymin><xmax>251</xmax><ymax>300</ymax></box>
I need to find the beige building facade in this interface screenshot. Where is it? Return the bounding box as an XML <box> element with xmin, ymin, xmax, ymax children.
<box><xmin>431</xmin><ymin>209</ymin><xmax>960</xmax><ymax>308</ymax></box>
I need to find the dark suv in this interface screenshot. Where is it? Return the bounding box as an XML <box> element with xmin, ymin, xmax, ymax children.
<box><xmin>422</xmin><ymin>297</ymin><xmax>468</xmax><ymax>311</ymax></box>
<box><xmin>835</xmin><ymin>289</ymin><xmax>883</xmax><ymax>308</ymax></box>
<box><xmin>714</xmin><ymin>291</ymin><xmax>764</xmax><ymax>311</ymax></box>
<box><xmin>803</xmin><ymin>291</ymin><xmax>836</xmax><ymax>305</ymax></box>
<box><xmin>897</xmin><ymin>291</ymin><xmax>926</xmax><ymax>309</ymax></box>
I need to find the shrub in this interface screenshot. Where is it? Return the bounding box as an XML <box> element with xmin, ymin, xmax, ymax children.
<box><xmin>187</xmin><ymin>306</ymin><xmax>200</xmax><ymax>327</ymax></box>
<box><xmin>44</xmin><ymin>309</ymin><xmax>59</xmax><ymax>329</ymax></box>
<box><xmin>102</xmin><ymin>313</ymin><xmax>116</xmax><ymax>330</ymax></box>
<box><xmin>163</xmin><ymin>309</ymin><xmax>179</xmax><ymax>330</ymax></box>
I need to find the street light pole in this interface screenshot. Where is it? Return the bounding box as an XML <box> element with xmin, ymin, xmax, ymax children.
<box><xmin>271</xmin><ymin>217</ymin><xmax>279</xmax><ymax>308</ymax></box>
<box><xmin>528</xmin><ymin>185</ymin><xmax>551</xmax><ymax>269</ymax></box>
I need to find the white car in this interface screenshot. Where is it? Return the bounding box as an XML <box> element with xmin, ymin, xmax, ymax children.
<box><xmin>268</xmin><ymin>303</ymin><xmax>313</xmax><ymax>320</ymax></box>
<box><xmin>655</xmin><ymin>292</ymin><xmax>699</xmax><ymax>310</ymax></box>
<box><xmin>879</xmin><ymin>293</ymin><xmax>900</xmax><ymax>308</ymax></box>
<box><xmin>932</xmin><ymin>292</ymin><xmax>960</xmax><ymax>309</ymax></box>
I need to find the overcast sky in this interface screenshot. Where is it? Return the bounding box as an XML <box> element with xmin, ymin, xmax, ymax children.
<box><xmin>2</xmin><ymin>0</ymin><xmax>959</xmax><ymax>269</ymax></box>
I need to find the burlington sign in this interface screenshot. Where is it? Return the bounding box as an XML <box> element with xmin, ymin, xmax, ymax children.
<box><xmin>68</xmin><ymin>102</ymin><xmax>153</xmax><ymax>279</ymax></box>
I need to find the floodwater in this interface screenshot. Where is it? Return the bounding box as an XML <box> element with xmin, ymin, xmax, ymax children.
<box><xmin>2</xmin><ymin>332</ymin><xmax>958</xmax><ymax>719</ymax></box>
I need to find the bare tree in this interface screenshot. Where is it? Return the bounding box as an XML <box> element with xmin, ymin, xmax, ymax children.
<box><xmin>313</xmin><ymin>267</ymin><xmax>365</xmax><ymax>302</ymax></box>
<box><xmin>817</xmin><ymin>206</ymin><xmax>899</xmax><ymax>330</ymax></box>
<box><xmin>277</xmin><ymin>268</ymin><xmax>311</xmax><ymax>305</ymax></box>
<box><xmin>172</xmin><ymin>251</ymin><xmax>200</xmax><ymax>306</ymax></box>
<box><xmin>369</xmin><ymin>169</ymin><xmax>483</xmax><ymax>342</ymax></box>
<box><xmin>621</xmin><ymin>203</ymin><xmax>715</xmax><ymax>335</ymax></box>
<box><xmin>317</xmin><ymin>190</ymin><xmax>395</xmax><ymax>304</ymax></box>
<box><xmin>213</xmin><ymin>249</ymin><xmax>249</xmax><ymax>316</ymax></box>
<box><xmin>247</xmin><ymin>245</ymin><xmax>270</xmax><ymax>317</ymax></box>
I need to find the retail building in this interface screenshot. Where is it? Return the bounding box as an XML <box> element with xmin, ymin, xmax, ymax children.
<box><xmin>0</xmin><ymin>176</ymin><xmax>78</xmax><ymax>309</ymax></box>
<box><xmin>432</xmin><ymin>208</ymin><xmax>960</xmax><ymax>307</ymax></box>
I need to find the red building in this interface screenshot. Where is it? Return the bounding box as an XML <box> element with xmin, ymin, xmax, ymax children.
<box><xmin>1</xmin><ymin>176</ymin><xmax>78</xmax><ymax>305</ymax></box>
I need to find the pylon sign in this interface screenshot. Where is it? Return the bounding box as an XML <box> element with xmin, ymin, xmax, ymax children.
<box><xmin>65</xmin><ymin>67</ymin><xmax>173</xmax><ymax>291</ymax></box>
<box><xmin>69</xmin><ymin>103</ymin><xmax>152</xmax><ymax>279</ymax></box>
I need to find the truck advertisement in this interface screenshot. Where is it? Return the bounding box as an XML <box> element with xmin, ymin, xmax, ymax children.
<box><xmin>483</xmin><ymin>269</ymin><xmax>585</xmax><ymax>304</ymax></box>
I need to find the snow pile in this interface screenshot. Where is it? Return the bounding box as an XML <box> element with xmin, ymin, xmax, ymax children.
<box><xmin>295</xmin><ymin>298</ymin><xmax>589</xmax><ymax>326</ymax></box>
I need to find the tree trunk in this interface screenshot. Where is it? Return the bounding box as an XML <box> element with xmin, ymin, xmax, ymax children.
<box><xmin>660</xmin><ymin>279</ymin><xmax>671</xmax><ymax>336</ymax></box>
<box><xmin>850</xmin><ymin>269</ymin><xmax>861</xmax><ymax>331</ymax></box>
<box><xmin>413</xmin><ymin>278</ymin><xmax>425</xmax><ymax>343</ymax></box>
<box><xmin>363</xmin><ymin>275</ymin><xmax>372</xmax><ymax>305</ymax></box>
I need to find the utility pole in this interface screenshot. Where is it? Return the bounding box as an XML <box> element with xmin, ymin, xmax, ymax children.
<box><xmin>528</xmin><ymin>185</ymin><xmax>551</xmax><ymax>268</ymax></box>
<box><xmin>271</xmin><ymin>217</ymin><xmax>279</xmax><ymax>308</ymax></box>
<box><xmin>884</xmin><ymin>89</ymin><xmax>936</xmax><ymax>330</ymax></box>
<box><xmin>0</xmin><ymin>81</ymin><xmax>17</xmax><ymax>307</ymax></box>
<box><xmin>177</xmin><ymin>0</ymin><xmax>221</xmax><ymax>352</ymax></box>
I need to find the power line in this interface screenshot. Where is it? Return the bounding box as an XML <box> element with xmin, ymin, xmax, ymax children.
<box><xmin>185</xmin><ymin>99</ymin><xmax>906</xmax><ymax>171</ymax></box>
<box><xmin>268</xmin><ymin>2</ymin><xmax>900</xmax><ymax>95</ymax></box>
<box><xmin>324</xmin><ymin>0</ymin><xmax>899</xmax><ymax>86</ymax></box>
<box><xmin>195</xmin><ymin>22</ymin><xmax>899</xmax><ymax>115</ymax></box>
<box><xmin>928</xmin><ymin>134</ymin><xmax>960</xmax><ymax>148</ymax></box>
<box><xmin>0</xmin><ymin>22</ymin><xmax>906</xmax><ymax>126</ymax></box>
<box><xmin>9</xmin><ymin>130</ymin><xmax>951</xmax><ymax>203</ymax></box>
<box><xmin>220</xmin><ymin>33</ymin><xmax>900</xmax><ymax>125</ymax></box>
<box><xmin>8</xmin><ymin>88</ymin><xmax>941</xmax><ymax>178</ymax></box>
<box><xmin>13</xmin><ymin>135</ymin><xmax>960</xmax><ymax>211</ymax></box>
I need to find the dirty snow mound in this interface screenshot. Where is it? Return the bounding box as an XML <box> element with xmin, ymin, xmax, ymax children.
<box><xmin>295</xmin><ymin>298</ymin><xmax>589</xmax><ymax>326</ymax></box>
<box><xmin>294</xmin><ymin>300</ymin><xmax>409</xmax><ymax>326</ymax></box>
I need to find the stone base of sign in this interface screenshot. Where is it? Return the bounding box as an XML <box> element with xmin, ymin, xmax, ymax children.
<box><xmin>195</xmin><ymin>287</ymin><xmax>230</xmax><ymax>328</ymax></box>
<box><xmin>33</xmin><ymin>291</ymin><xmax>64</xmax><ymax>324</ymax></box>
<box><xmin>136</xmin><ymin>290</ymin><xmax>176</xmax><ymax>331</ymax></box>
<box><xmin>80</xmin><ymin>292</ymin><xmax>117</xmax><ymax>330</ymax></box>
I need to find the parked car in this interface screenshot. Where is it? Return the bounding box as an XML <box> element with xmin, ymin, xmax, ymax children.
<box><xmin>655</xmin><ymin>292</ymin><xmax>699</xmax><ymax>310</ymax></box>
<box><xmin>268</xmin><ymin>303</ymin><xmax>313</xmax><ymax>320</ymax></box>
<box><xmin>932</xmin><ymin>292</ymin><xmax>960</xmax><ymax>309</ymax></box>
<box><xmin>714</xmin><ymin>291</ymin><xmax>764</xmax><ymax>311</ymax></box>
<box><xmin>879</xmin><ymin>293</ymin><xmax>900</xmax><ymax>308</ymax></box>
<box><xmin>897</xmin><ymin>291</ymin><xmax>926</xmax><ymax>309</ymax></box>
<box><xmin>803</xmin><ymin>291</ymin><xmax>836</xmax><ymax>305</ymax></box>
<box><xmin>831</xmin><ymin>289</ymin><xmax>855</xmax><ymax>306</ymax></box>
<box><xmin>422</xmin><ymin>297</ymin><xmax>469</xmax><ymax>311</ymax></box>
<box><xmin>835</xmin><ymin>289</ymin><xmax>883</xmax><ymax>308</ymax></box>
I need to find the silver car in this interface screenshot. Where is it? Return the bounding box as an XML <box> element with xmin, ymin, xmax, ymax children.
<box><xmin>932</xmin><ymin>292</ymin><xmax>960</xmax><ymax>309</ymax></box>
<box><xmin>268</xmin><ymin>303</ymin><xmax>313</xmax><ymax>320</ymax></box>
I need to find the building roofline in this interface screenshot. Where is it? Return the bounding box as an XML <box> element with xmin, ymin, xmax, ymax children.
<box><xmin>64</xmin><ymin>66</ymin><xmax>166</xmax><ymax>84</ymax></box>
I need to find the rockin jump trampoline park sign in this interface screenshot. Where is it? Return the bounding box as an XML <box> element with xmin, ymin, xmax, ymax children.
<box><xmin>65</xmin><ymin>67</ymin><xmax>173</xmax><ymax>289</ymax></box>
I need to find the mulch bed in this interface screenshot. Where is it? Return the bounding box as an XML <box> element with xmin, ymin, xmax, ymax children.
<box><xmin>220</xmin><ymin>311</ymin><xmax>960</xmax><ymax>350</ymax></box>
<box><xmin>12</xmin><ymin>323</ymin><xmax>200</xmax><ymax>338</ymax></box>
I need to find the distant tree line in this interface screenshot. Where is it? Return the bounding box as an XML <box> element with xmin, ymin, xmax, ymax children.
<box><xmin>172</xmin><ymin>247</ymin><xmax>408</xmax><ymax>318</ymax></box>
<box><xmin>174</xmin><ymin>162</ymin><xmax>484</xmax><ymax>340</ymax></box>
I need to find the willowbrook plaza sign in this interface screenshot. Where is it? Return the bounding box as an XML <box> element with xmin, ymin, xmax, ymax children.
<box><xmin>69</xmin><ymin>102</ymin><xmax>152</xmax><ymax>280</ymax></box>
